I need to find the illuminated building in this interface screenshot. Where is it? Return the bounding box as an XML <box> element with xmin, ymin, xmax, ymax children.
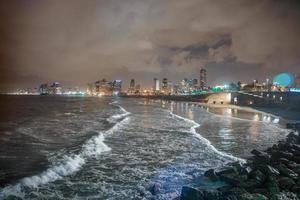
<box><xmin>112</xmin><ymin>80</ymin><xmax>122</xmax><ymax>95</ymax></box>
<box><xmin>161</xmin><ymin>78</ymin><xmax>170</xmax><ymax>94</ymax></box>
<box><xmin>39</xmin><ymin>83</ymin><xmax>49</xmax><ymax>95</ymax></box>
<box><xmin>153</xmin><ymin>78</ymin><xmax>160</xmax><ymax>92</ymax></box>
<box><xmin>130</xmin><ymin>79</ymin><xmax>135</xmax><ymax>89</ymax></box>
<box><xmin>49</xmin><ymin>82</ymin><xmax>62</xmax><ymax>95</ymax></box>
<box><xmin>200</xmin><ymin>68</ymin><xmax>207</xmax><ymax>91</ymax></box>
<box><xmin>128</xmin><ymin>79</ymin><xmax>135</xmax><ymax>94</ymax></box>
<box><xmin>99</xmin><ymin>79</ymin><xmax>111</xmax><ymax>95</ymax></box>
<box><xmin>95</xmin><ymin>80</ymin><xmax>100</xmax><ymax>93</ymax></box>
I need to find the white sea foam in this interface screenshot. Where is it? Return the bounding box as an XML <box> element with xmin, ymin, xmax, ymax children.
<box><xmin>0</xmin><ymin>103</ymin><xmax>131</xmax><ymax>199</ymax></box>
<box><xmin>169</xmin><ymin>111</ymin><xmax>245</xmax><ymax>163</ymax></box>
<box><xmin>108</xmin><ymin>102</ymin><xmax>131</xmax><ymax>123</ymax></box>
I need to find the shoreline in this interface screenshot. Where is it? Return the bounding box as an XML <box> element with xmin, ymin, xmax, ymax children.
<box><xmin>177</xmin><ymin>131</ymin><xmax>300</xmax><ymax>200</ymax></box>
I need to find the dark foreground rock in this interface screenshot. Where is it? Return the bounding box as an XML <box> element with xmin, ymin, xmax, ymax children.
<box><xmin>179</xmin><ymin>132</ymin><xmax>300</xmax><ymax>200</ymax></box>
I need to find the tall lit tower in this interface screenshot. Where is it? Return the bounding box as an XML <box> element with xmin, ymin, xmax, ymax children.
<box><xmin>129</xmin><ymin>79</ymin><xmax>135</xmax><ymax>90</ymax></box>
<box><xmin>162</xmin><ymin>78</ymin><xmax>168</xmax><ymax>90</ymax></box>
<box><xmin>200</xmin><ymin>68</ymin><xmax>207</xmax><ymax>90</ymax></box>
<box><xmin>153</xmin><ymin>78</ymin><xmax>160</xmax><ymax>92</ymax></box>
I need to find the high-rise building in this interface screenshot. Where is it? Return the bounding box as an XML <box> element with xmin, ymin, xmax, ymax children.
<box><xmin>39</xmin><ymin>83</ymin><xmax>49</xmax><ymax>95</ymax></box>
<box><xmin>129</xmin><ymin>79</ymin><xmax>135</xmax><ymax>90</ymax></box>
<box><xmin>49</xmin><ymin>82</ymin><xmax>62</xmax><ymax>95</ymax></box>
<box><xmin>162</xmin><ymin>78</ymin><xmax>168</xmax><ymax>90</ymax></box>
<box><xmin>200</xmin><ymin>68</ymin><xmax>207</xmax><ymax>91</ymax></box>
<box><xmin>153</xmin><ymin>78</ymin><xmax>160</xmax><ymax>92</ymax></box>
<box><xmin>112</xmin><ymin>80</ymin><xmax>122</xmax><ymax>92</ymax></box>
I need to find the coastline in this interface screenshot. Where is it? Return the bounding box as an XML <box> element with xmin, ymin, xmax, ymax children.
<box><xmin>177</xmin><ymin>131</ymin><xmax>300</xmax><ymax>200</ymax></box>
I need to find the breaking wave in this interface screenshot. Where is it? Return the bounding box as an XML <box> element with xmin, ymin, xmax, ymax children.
<box><xmin>0</xmin><ymin>102</ymin><xmax>131</xmax><ymax>199</ymax></box>
<box><xmin>169</xmin><ymin>111</ymin><xmax>245</xmax><ymax>163</ymax></box>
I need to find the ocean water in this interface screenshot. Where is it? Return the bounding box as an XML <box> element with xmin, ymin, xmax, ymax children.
<box><xmin>0</xmin><ymin>95</ymin><xmax>290</xmax><ymax>200</ymax></box>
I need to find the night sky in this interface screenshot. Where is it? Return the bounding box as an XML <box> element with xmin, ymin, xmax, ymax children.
<box><xmin>0</xmin><ymin>0</ymin><xmax>300</xmax><ymax>91</ymax></box>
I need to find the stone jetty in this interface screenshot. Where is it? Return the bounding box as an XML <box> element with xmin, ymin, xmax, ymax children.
<box><xmin>179</xmin><ymin>131</ymin><xmax>300</xmax><ymax>200</ymax></box>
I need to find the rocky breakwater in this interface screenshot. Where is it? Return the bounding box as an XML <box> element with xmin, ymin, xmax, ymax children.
<box><xmin>179</xmin><ymin>132</ymin><xmax>300</xmax><ymax>200</ymax></box>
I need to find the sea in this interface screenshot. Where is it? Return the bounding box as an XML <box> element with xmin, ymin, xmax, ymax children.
<box><xmin>0</xmin><ymin>95</ymin><xmax>290</xmax><ymax>200</ymax></box>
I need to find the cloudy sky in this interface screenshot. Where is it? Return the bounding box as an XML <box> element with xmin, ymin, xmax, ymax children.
<box><xmin>0</xmin><ymin>0</ymin><xmax>300</xmax><ymax>91</ymax></box>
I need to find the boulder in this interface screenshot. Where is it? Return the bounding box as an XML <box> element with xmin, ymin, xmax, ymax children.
<box><xmin>291</xmin><ymin>144</ymin><xmax>300</xmax><ymax>152</ymax></box>
<box><xmin>291</xmin><ymin>155</ymin><xmax>300</xmax><ymax>163</ymax></box>
<box><xmin>240</xmin><ymin>193</ymin><xmax>268</xmax><ymax>200</ymax></box>
<box><xmin>181</xmin><ymin>186</ymin><xmax>204</xmax><ymax>200</ymax></box>
<box><xmin>204</xmin><ymin>169</ymin><xmax>219</xmax><ymax>181</ymax></box>
<box><xmin>257</xmin><ymin>165</ymin><xmax>280</xmax><ymax>177</ymax></box>
<box><xmin>277</xmin><ymin>177</ymin><xmax>295</xmax><ymax>190</ymax></box>
<box><xmin>276</xmin><ymin>164</ymin><xmax>298</xmax><ymax>180</ymax></box>
<box><xmin>249</xmin><ymin>170</ymin><xmax>266</xmax><ymax>185</ymax></box>
<box><xmin>266</xmin><ymin>177</ymin><xmax>280</xmax><ymax>196</ymax></box>
<box><xmin>286</xmin><ymin>132</ymin><xmax>300</xmax><ymax>144</ymax></box>
<box><xmin>219</xmin><ymin>173</ymin><xmax>247</xmax><ymax>186</ymax></box>
<box><xmin>277</xmin><ymin>158</ymin><xmax>290</xmax><ymax>165</ymax></box>
<box><xmin>216</xmin><ymin>167</ymin><xmax>236</xmax><ymax>176</ymax></box>
<box><xmin>271</xmin><ymin>151</ymin><xmax>293</xmax><ymax>161</ymax></box>
<box><xmin>274</xmin><ymin>192</ymin><xmax>299</xmax><ymax>200</ymax></box>
<box><xmin>251</xmin><ymin>150</ymin><xmax>271</xmax><ymax>164</ymax></box>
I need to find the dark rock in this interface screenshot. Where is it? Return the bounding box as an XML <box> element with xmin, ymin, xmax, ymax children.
<box><xmin>229</xmin><ymin>162</ymin><xmax>248</xmax><ymax>175</ymax></box>
<box><xmin>251</xmin><ymin>150</ymin><xmax>271</xmax><ymax>164</ymax></box>
<box><xmin>239</xmin><ymin>193</ymin><xmax>268</xmax><ymax>200</ymax></box>
<box><xmin>249</xmin><ymin>170</ymin><xmax>266</xmax><ymax>185</ymax></box>
<box><xmin>277</xmin><ymin>158</ymin><xmax>290</xmax><ymax>165</ymax></box>
<box><xmin>271</xmin><ymin>151</ymin><xmax>293</xmax><ymax>161</ymax></box>
<box><xmin>216</xmin><ymin>167</ymin><xmax>236</xmax><ymax>176</ymax></box>
<box><xmin>276</xmin><ymin>164</ymin><xmax>298</xmax><ymax>180</ymax></box>
<box><xmin>219</xmin><ymin>173</ymin><xmax>247</xmax><ymax>186</ymax></box>
<box><xmin>291</xmin><ymin>155</ymin><xmax>300</xmax><ymax>163</ymax></box>
<box><xmin>277</xmin><ymin>177</ymin><xmax>295</xmax><ymax>190</ymax></box>
<box><xmin>181</xmin><ymin>186</ymin><xmax>204</xmax><ymax>200</ymax></box>
<box><xmin>257</xmin><ymin>165</ymin><xmax>280</xmax><ymax>177</ymax></box>
<box><xmin>291</xmin><ymin>185</ymin><xmax>300</xmax><ymax>193</ymax></box>
<box><xmin>240</xmin><ymin>179</ymin><xmax>261</xmax><ymax>191</ymax></box>
<box><xmin>292</xmin><ymin>144</ymin><xmax>300</xmax><ymax>152</ymax></box>
<box><xmin>286</xmin><ymin>132</ymin><xmax>300</xmax><ymax>144</ymax></box>
<box><xmin>274</xmin><ymin>192</ymin><xmax>299</xmax><ymax>200</ymax></box>
<box><xmin>266</xmin><ymin>177</ymin><xmax>280</xmax><ymax>196</ymax></box>
<box><xmin>252</xmin><ymin>188</ymin><xmax>268</xmax><ymax>196</ymax></box>
<box><xmin>204</xmin><ymin>169</ymin><xmax>219</xmax><ymax>181</ymax></box>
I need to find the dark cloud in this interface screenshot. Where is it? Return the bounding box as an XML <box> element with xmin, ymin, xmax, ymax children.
<box><xmin>0</xmin><ymin>0</ymin><xmax>300</xmax><ymax>91</ymax></box>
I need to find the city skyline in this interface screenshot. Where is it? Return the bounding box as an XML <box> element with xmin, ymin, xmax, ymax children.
<box><xmin>1</xmin><ymin>0</ymin><xmax>300</xmax><ymax>91</ymax></box>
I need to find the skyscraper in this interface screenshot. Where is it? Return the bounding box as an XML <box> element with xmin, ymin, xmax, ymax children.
<box><xmin>129</xmin><ymin>79</ymin><xmax>135</xmax><ymax>89</ymax></box>
<box><xmin>153</xmin><ymin>78</ymin><xmax>160</xmax><ymax>92</ymax></box>
<box><xmin>200</xmin><ymin>68</ymin><xmax>207</xmax><ymax>91</ymax></box>
<box><xmin>162</xmin><ymin>78</ymin><xmax>168</xmax><ymax>90</ymax></box>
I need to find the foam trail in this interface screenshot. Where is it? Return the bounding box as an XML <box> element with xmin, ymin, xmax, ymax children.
<box><xmin>108</xmin><ymin>101</ymin><xmax>131</xmax><ymax>123</ymax></box>
<box><xmin>169</xmin><ymin>111</ymin><xmax>245</xmax><ymax>163</ymax></box>
<box><xmin>0</xmin><ymin>104</ymin><xmax>131</xmax><ymax>199</ymax></box>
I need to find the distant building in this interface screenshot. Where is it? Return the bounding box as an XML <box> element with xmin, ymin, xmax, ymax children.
<box><xmin>49</xmin><ymin>82</ymin><xmax>62</xmax><ymax>95</ymax></box>
<box><xmin>39</xmin><ymin>83</ymin><xmax>49</xmax><ymax>95</ymax></box>
<box><xmin>128</xmin><ymin>79</ymin><xmax>135</xmax><ymax>94</ymax></box>
<box><xmin>200</xmin><ymin>68</ymin><xmax>207</xmax><ymax>91</ymax></box>
<box><xmin>162</xmin><ymin>78</ymin><xmax>168</xmax><ymax>89</ymax></box>
<box><xmin>153</xmin><ymin>78</ymin><xmax>160</xmax><ymax>92</ymax></box>
<box><xmin>130</xmin><ymin>79</ymin><xmax>135</xmax><ymax>90</ymax></box>
<box><xmin>161</xmin><ymin>78</ymin><xmax>169</xmax><ymax>94</ymax></box>
<box><xmin>112</xmin><ymin>80</ymin><xmax>122</xmax><ymax>95</ymax></box>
